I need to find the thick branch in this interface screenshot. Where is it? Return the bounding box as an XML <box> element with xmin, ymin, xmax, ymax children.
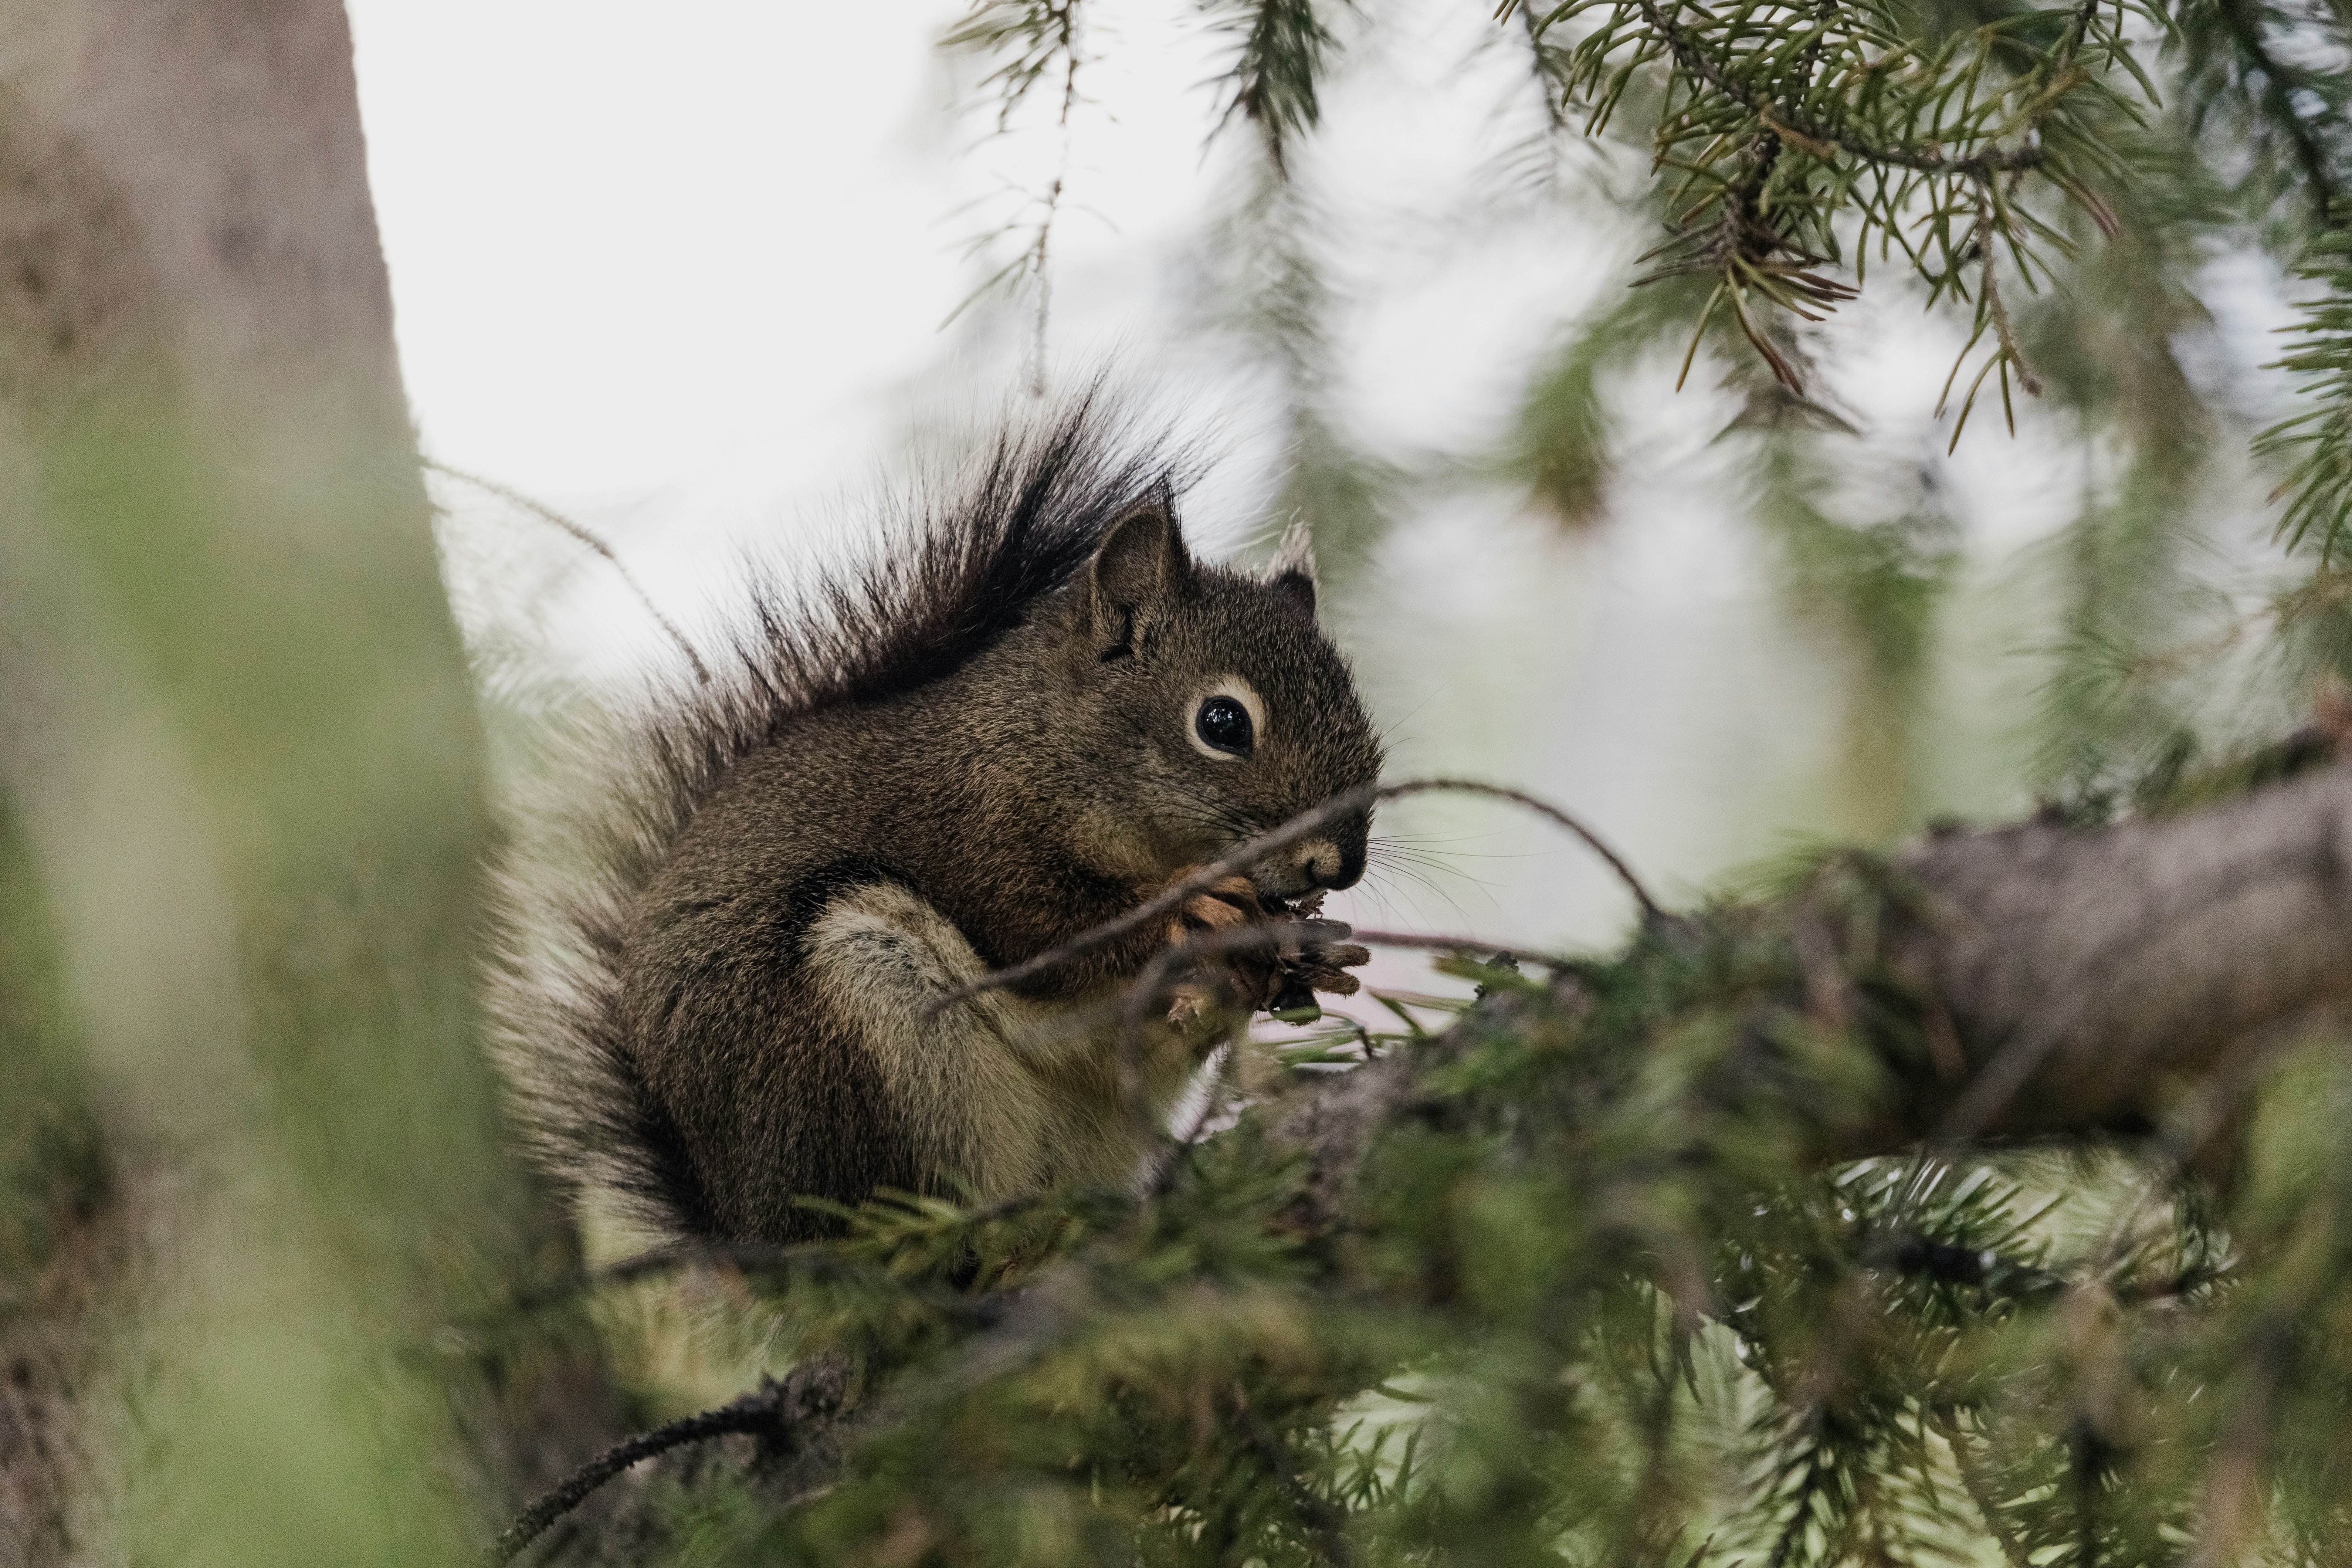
<box><xmin>1875</xmin><ymin>761</ymin><xmax>2352</xmax><ymax>1145</ymax></box>
<box><xmin>1270</xmin><ymin>761</ymin><xmax>2352</xmax><ymax>1225</ymax></box>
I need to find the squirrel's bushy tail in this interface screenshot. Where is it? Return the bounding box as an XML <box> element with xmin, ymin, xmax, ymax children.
<box><xmin>484</xmin><ymin>390</ymin><xmax>1185</xmax><ymax>1243</ymax></box>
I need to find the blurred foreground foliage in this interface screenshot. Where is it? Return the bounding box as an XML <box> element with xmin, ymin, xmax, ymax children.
<box><xmin>528</xmin><ymin>840</ymin><xmax>2352</xmax><ymax>1567</ymax></box>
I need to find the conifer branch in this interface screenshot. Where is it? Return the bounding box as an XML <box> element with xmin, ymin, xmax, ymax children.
<box><xmin>2258</xmin><ymin>216</ymin><xmax>2352</xmax><ymax>566</ymax></box>
<box><xmin>1231</xmin><ymin>1387</ymin><xmax>1356</xmax><ymax>1567</ymax></box>
<box><xmin>941</xmin><ymin>0</ymin><xmax>1090</xmax><ymax>383</ymax></box>
<box><xmin>1627</xmin><ymin>0</ymin><xmax>2049</xmax><ymax>179</ymax></box>
<box><xmin>1203</xmin><ymin>0</ymin><xmax>1352</xmax><ymax>171</ymax></box>
<box><xmin>2209</xmin><ymin>0</ymin><xmax>2342</xmax><ymax>220</ymax></box>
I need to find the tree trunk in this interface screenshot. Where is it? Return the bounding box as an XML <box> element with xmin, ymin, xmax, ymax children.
<box><xmin>0</xmin><ymin>4</ymin><xmax>620</xmax><ymax>1564</ymax></box>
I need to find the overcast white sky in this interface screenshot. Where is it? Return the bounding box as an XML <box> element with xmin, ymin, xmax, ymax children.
<box><xmin>349</xmin><ymin>1</ymin><xmax>977</xmax><ymax>506</ymax></box>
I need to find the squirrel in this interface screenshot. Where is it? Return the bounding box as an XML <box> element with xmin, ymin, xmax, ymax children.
<box><xmin>489</xmin><ymin>399</ymin><xmax>1385</xmax><ymax>1247</ymax></box>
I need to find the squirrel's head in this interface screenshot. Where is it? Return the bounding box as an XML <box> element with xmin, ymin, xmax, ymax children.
<box><xmin>1043</xmin><ymin>490</ymin><xmax>1383</xmax><ymax>902</ymax></box>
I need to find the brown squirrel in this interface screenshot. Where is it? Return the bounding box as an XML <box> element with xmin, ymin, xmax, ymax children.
<box><xmin>490</xmin><ymin>400</ymin><xmax>1383</xmax><ymax>1246</ymax></box>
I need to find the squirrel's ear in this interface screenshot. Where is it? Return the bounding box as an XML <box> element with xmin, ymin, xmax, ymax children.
<box><xmin>1088</xmin><ymin>487</ymin><xmax>1193</xmax><ymax>658</ymax></box>
<box><xmin>1266</xmin><ymin>513</ymin><xmax>1318</xmax><ymax>619</ymax></box>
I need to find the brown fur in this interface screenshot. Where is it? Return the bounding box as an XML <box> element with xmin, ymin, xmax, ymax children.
<box><xmin>491</xmin><ymin>399</ymin><xmax>1383</xmax><ymax>1245</ymax></box>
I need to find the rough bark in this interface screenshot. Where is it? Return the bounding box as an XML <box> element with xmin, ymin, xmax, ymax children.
<box><xmin>1233</xmin><ymin>762</ymin><xmax>2352</xmax><ymax>1256</ymax></box>
<box><xmin>1886</xmin><ymin>764</ymin><xmax>2352</xmax><ymax>1144</ymax></box>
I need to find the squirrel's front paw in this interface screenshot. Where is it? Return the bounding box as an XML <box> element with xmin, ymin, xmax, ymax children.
<box><xmin>1266</xmin><ymin>925</ymin><xmax>1370</xmax><ymax>1012</ymax></box>
<box><xmin>1262</xmin><ymin>888</ymin><xmax>1370</xmax><ymax>1011</ymax></box>
<box><xmin>1164</xmin><ymin>877</ymin><xmax>1369</xmax><ymax>1016</ymax></box>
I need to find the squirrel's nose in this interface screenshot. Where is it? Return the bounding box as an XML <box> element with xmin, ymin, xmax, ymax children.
<box><xmin>1293</xmin><ymin>836</ymin><xmax>1363</xmax><ymax>892</ymax></box>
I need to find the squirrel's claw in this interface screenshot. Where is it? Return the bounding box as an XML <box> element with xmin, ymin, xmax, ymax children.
<box><xmin>1284</xmin><ymin>938</ymin><xmax>1370</xmax><ymax>1001</ymax></box>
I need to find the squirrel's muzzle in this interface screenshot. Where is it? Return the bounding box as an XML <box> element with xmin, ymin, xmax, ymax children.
<box><xmin>1264</xmin><ymin>815</ymin><xmax>1367</xmax><ymax>897</ymax></box>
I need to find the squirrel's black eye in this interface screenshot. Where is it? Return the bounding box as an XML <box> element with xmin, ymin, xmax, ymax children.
<box><xmin>1195</xmin><ymin>695</ymin><xmax>1254</xmax><ymax>756</ymax></box>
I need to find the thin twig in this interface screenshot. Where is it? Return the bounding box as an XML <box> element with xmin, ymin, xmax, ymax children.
<box><xmin>1974</xmin><ymin>179</ymin><xmax>2044</xmax><ymax>401</ymax></box>
<box><xmin>2209</xmin><ymin>0</ymin><xmax>2338</xmax><ymax>222</ymax></box>
<box><xmin>1028</xmin><ymin>4</ymin><xmax>1081</xmax><ymax>395</ymax></box>
<box><xmin>928</xmin><ymin>777</ymin><xmax>1660</xmax><ymax>1015</ymax></box>
<box><xmin>427</xmin><ymin>460</ymin><xmax>712</xmax><ymax>684</ymax></box>
<box><xmin>1346</xmin><ymin>927</ymin><xmax>1569</xmax><ymax>962</ymax></box>
<box><xmin>481</xmin><ymin>1374</ymin><xmax>826</xmax><ymax>1566</ymax></box>
<box><xmin>1111</xmin><ymin>918</ymin><xmax>1558</xmax><ymax>1134</ymax></box>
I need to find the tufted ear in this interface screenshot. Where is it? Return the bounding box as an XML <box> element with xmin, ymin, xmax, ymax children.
<box><xmin>1088</xmin><ymin>487</ymin><xmax>1193</xmax><ymax>659</ymax></box>
<box><xmin>1266</xmin><ymin>513</ymin><xmax>1318</xmax><ymax>618</ymax></box>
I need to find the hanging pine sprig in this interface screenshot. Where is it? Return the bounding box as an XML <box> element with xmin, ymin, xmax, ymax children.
<box><xmin>1202</xmin><ymin>0</ymin><xmax>1356</xmax><ymax>170</ymax></box>
<box><xmin>941</xmin><ymin>0</ymin><xmax>1089</xmax><ymax>390</ymax></box>
<box><xmin>2257</xmin><ymin>215</ymin><xmax>2352</xmax><ymax>568</ymax></box>
<box><xmin>1501</xmin><ymin>0</ymin><xmax>2143</xmax><ymax>406</ymax></box>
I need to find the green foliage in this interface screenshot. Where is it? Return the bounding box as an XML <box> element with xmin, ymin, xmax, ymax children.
<box><xmin>942</xmin><ymin>0</ymin><xmax>1084</xmax><ymax>131</ymax></box>
<box><xmin>2170</xmin><ymin>0</ymin><xmax>2352</xmax><ymax>226</ymax></box>
<box><xmin>2257</xmin><ymin>216</ymin><xmax>2352</xmax><ymax>568</ymax></box>
<box><xmin>487</xmin><ymin>856</ymin><xmax>2314</xmax><ymax>1565</ymax></box>
<box><xmin>766</xmin><ymin>8</ymin><xmax>2352</xmax><ymax>1562</ymax></box>
<box><xmin>1203</xmin><ymin>0</ymin><xmax>1355</xmax><ymax>169</ymax></box>
<box><xmin>1514</xmin><ymin>0</ymin><xmax>2142</xmax><ymax>411</ymax></box>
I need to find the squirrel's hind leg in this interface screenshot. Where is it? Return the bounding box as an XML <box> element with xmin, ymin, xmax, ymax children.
<box><xmin>801</xmin><ymin>880</ymin><xmax>1125</xmax><ymax>1203</ymax></box>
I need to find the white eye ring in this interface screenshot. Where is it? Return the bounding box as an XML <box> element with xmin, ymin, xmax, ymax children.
<box><xmin>1186</xmin><ymin>676</ymin><xmax>1267</xmax><ymax>762</ymax></box>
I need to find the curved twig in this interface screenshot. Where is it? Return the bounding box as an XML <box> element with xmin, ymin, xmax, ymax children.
<box><xmin>929</xmin><ymin>777</ymin><xmax>1658</xmax><ymax>1015</ymax></box>
<box><xmin>427</xmin><ymin>458</ymin><xmax>712</xmax><ymax>684</ymax></box>
<box><xmin>481</xmin><ymin>1374</ymin><xmax>818</xmax><ymax>1566</ymax></box>
<box><xmin>1406</xmin><ymin>779</ymin><xmax>1665</xmax><ymax>925</ymax></box>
